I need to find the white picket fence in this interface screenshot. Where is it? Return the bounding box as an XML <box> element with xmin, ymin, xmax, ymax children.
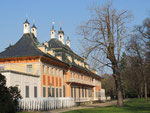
<box><xmin>18</xmin><ymin>97</ymin><xmax>76</xmax><ymax>111</ymax></box>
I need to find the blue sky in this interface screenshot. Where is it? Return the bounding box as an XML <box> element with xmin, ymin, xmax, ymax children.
<box><xmin>0</xmin><ymin>0</ymin><xmax>150</xmax><ymax>55</ymax></box>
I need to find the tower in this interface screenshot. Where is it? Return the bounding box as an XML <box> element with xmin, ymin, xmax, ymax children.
<box><xmin>31</xmin><ymin>24</ymin><xmax>37</xmax><ymax>37</ymax></box>
<box><xmin>51</xmin><ymin>21</ymin><xmax>56</xmax><ymax>39</ymax></box>
<box><xmin>58</xmin><ymin>22</ymin><xmax>64</xmax><ymax>44</ymax></box>
<box><xmin>66</xmin><ymin>35</ymin><xmax>70</xmax><ymax>47</ymax></box>
<box><xmin>23</xmin><ymin>19</ymin><xmax>30</xmax><ymax>34</ymax></box>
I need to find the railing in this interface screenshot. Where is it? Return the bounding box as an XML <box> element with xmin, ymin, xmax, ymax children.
<box><xmin>66</xmin><ymin>77</ymin><xmax>95</xmax><ymax>86</ymax></box>
<box><xmin>18</xmin><ymin>97</ymin><xmax>76</xmax><ymax>111</ymax></box>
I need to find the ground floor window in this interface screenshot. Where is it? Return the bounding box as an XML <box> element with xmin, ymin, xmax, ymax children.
<box><xmin>43</xmin><ymin>87</ymin><xmax>46</xmax><ymax>97</ymax></box>
<box><xmin>34</xmin><ymin>86</ymin><xmax>37</xmax><ymax>98</ymax></box>
<box><xmin>82</xmin><ymin>87</ymin><xmax>84</xmax><ymax>97</ymax></box>
<box><xmin>71</xmin><ymin>86</ymin><xmax>73</xmax><ymax>97</ymax></box>
<box><xmin>25</xmin><ymin>85</ymin><xmax>29</xmax><ymax>98</ymax></box>
<box><xmin>56</xmin><ymin>88</ymin><xmax>58</xmax><ymax>97</ymax></box>
<box><xmin>85</xmin><ymin>88</ymin><xmax>87</xmax><ymax>97</ymax></box>
<box><xmin>60</xmin><ymin>88</ymin><xmax>62</xmax><ymax>97</ymax></box>
<box><xmin>74</xmin><ymin>87</ymin><xmax>76</xmax><ymax>98</ymax></box>
<box><xmin>48</xmin><ymin>87</ymin><xmax>51</xmax><ymax>97</ymax></box>
<box><xmin>89</xmin><ymin>88</ymin><xmax>92</xmax><ymax>97</ymax></box>
<box><xmin>79</xmin><ymin>87</ymin><xmax>80</xmax><ymax>98</ymax></box>
<box><xmin>63</xmin><ymin>85</ymin><xmax>65</xmax><ymax>97</ymax></box>
<box><xmin>52</xmin><ymin>88</ymin><xmax>55</xmax><ymax>97</ymax></box>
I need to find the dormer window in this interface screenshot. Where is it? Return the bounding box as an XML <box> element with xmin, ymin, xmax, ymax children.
<box><xmin>26</xmin><ymin>64</ymin><xmax>33</xmax><ymax>73</ymax></box>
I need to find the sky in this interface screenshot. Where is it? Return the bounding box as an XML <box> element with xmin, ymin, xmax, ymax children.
<box><xmin>0</xmin><ymin>0</ymin><xmax>150</xmax><ymax>57</ymax></box>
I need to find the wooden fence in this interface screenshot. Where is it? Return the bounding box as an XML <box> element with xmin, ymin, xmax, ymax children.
<box><xmin>18</xmin><ymin>97</ymin><xmax>76</xmax><ymax>111</ymax></box>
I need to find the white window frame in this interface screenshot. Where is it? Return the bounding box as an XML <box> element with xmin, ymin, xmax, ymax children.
<box><xmin>47</xmin><ymin>66</ymin><xmax>50</xmax><ymax>74</ymax></box>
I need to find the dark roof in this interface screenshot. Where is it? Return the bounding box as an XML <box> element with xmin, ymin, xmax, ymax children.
<box><xmin>0</xmin><ymin>32</ymin><xmax>101</xmax><ymax>79</ymax></box>
<box><xmin>58</xmin><ymin>27</ymin><xmax>64</xmax><ymax>34</ymax></box>
<box><xmin>31</xmin><ymin>24</ymin><xmax>37</xmax><ymax>29</ymax></box>
<box><xmin>48</xmin><ymin>38</ymin><xmax>72</xmax><ymax>52</ymax></box>
<box><xmin>0</xmin><ymin>33</ymin><xmax>47</xmax><ymax>58</ymax></box>
<box><xmin>24</xmin><ymin>19</ymin><xmax>30</xmax><ymax>24</ymax></box>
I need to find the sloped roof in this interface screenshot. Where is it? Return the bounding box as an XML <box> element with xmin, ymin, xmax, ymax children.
<box><xmin>0</xmin><ymin>33</ymin><xmax>47</xmax><ymax>58</ymax></box>
<box><xmin>0</xmin><ymin>33</ymin><xmax>101</xmax><ymax>79</ymax></box>
<box><xmin>48</xmin><ymin>38</ymin><xmax>73</xmax><ymax>52</ymax></box>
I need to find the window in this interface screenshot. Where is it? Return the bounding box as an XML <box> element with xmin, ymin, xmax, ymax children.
<box><xmin>89</xmin><ymin>89</ymin><xmax>92</xmax><ymax>97</ymax></box>
<box><xmin>74</xmin><ymin>87</ymin><xmax>76</xmax><ymax>98</ymax></box>
<box><xmin>52</xmin><ymin>67</ymin><xmax>54</xmax><ymax>75</ymax></box>
<box><xmin>48</xmin><ymin>87</ymin><xmax>51</xmax><ymax>97</ymax></box>
<box><xmin>71</xmin><ymin>87</ymin><xmax>73</xmax><ymax>97</ymax></box>
<box><xmin>0</xmin><ymin>66</ymin><xmax>5</xmax><ymax>71</ymax></box>
<box><xmin>43</xmin><ymin>65</ymin><xmax>45</xmax><ymax>74</ymax></box>
<box><xmin>25</xmin><ymin>86</ymin><xmax>29</xmax><ymax>98</ymax></box>
<box><xmin>52</xmin><ymin>88</ymin><xmax>55</xmax><ymax>97</ymax></box>
<box><xmin>63</xmin><ymin>85</ymin><xmax>65</xmax><ymax>97</ymax></box>
<box><xmin>34</xmin><ymin>86</ymin><xmax>37</xmax><ymax>98</ymax></box>
<box><xmin>47</xmin><ymin>66</ymin><xmax>50</xmax><ymax>74</ymax></box>
<box><xmin>85</xmin><ymin>88</ymin><xmax>87</xmax><ymax>97</ymax></box>
<box><xmin>63</xmin><ymin>70</ymin><xmax>65</xmax><ymax>78</ymax></box>
<box><xmin>82</xmin><ymin>88</ymin><xmax>84</xmax><ymax>97</ymax></box>
<box><xmin>56</xmin><ymin>69</ymin><xmax>58</xmax><ymax>76</ymax></box>
<box><xmin>26</xmin><ymin>64</ymin><xmax>33</xmax><ymax>73</ymax></box>
<box><xmin>79</xmin><ymin>87</ymin><xmax>80</xmax><ymax>98</ymax></box>
<box><xmin>56</xmin><ymin>88</ymin><xmax>58</xmax><ymax>97</ymax></box>
<box><xmin>60</xmin><ymin>88</ymin><xmax>62</xmax><ymax>97</ymax></box>
<box><xmin>59</xmin><ymin>70</ymin><xmax>61</xmax><ymax>77</ymax></box>
<box><xmin>43</xmin><ymin>87</ymin><xmax>46</xmax><ymax>97</ymax></box>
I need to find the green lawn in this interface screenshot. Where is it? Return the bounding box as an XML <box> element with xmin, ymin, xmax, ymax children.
<box><xmin>63</xmin><ymin>98</ymin><xmax>150</xmax><ymax>113</ymax></box>
<box><xmin>17</xmin><ymin>111</ymin><xmax>34</xmax><ymax>113</ymax></box>
<box><xmin>17</xmin><ymin>112</ymin><xmax>35</xmax><ymax>113</ymax></box>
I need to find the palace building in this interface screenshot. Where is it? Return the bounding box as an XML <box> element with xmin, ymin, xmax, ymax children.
<box><xmin>0</xmin><ymin>19</ymin><xmax>105</xmax><ymax>101</ymax></box>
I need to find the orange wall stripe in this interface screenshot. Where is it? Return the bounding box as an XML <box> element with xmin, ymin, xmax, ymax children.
<box><xmin>52</xmin><ymin>77</ymin><xmax>54</xmax><ymax>86</ymax></box>
<box><xmin>59</xmin><ymin>78</ymin><xmax>61</xmax><ymax>87</ymax></box>
<box><xmin>56</xmin><ymin>77</ymin><xmax>58</xmax><ymax>87</ymax></box>
<box><xmin>43</xmin><ymin>75</ymin><xmax>46</xmax><ymax>85</ymax></box>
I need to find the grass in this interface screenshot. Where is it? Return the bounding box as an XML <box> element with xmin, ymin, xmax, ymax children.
<box><xmin>17</xmin><ymin>112</ymin><xmax>35</xmax><ymax>113</ymax></box>
<box><xmin>17</xmin><ymin>111</ymin><xmax>36</xmax><ymax>113</ymax></box>
<box><xmin>63</xmin><ymin>98</ymin><xmax>150</xmax><ymax>113</ymax></box>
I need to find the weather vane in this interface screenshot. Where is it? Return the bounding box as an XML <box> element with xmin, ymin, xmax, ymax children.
<box><xmin>60</xmin><ymin>21</ymin><xmax>62</xmax><ymax>27</ymax></box>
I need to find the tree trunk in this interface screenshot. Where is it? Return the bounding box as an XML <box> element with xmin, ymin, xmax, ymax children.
<box><xmin>140</xmin><ymin>86</ymin><xmax>143</xmax><ymax>98</ymax></box>
<box><xmin>144</xmin><ymin>82</ymin><xmax>147</xmax><ymax>100</ymax></box>
<box><xmin>138</xmin><ymin>94</ymin><xmax>140</xmax><ymax>98</ymax></box>
<box><xmin>113</xmin><ymin>65</ymin><xmax>124</xmax><ymax>106</ymax></box>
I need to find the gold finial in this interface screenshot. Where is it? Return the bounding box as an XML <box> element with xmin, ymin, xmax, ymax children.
<box><xmin>52</xmin><ymin>21</ymin><xmax>55</xmax><ymax>25</ymax></box>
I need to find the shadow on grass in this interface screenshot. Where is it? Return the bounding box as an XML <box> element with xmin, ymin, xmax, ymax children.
<box><xmin>121</xmin><ymin>99</ymin><xmax>150</xmax><ymax>112</ymax></box>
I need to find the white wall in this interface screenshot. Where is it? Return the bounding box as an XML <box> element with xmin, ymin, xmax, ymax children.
<box><xmin>1</xmin><ymin>72</ymin><xmax>40</xmax><ymax>99</ymax></box>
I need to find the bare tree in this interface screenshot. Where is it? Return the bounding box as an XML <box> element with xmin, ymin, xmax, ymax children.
<box><xmin>78</xmin><ymin>3</ymin><xmax>132</xmax><ymax>106</ymax></box>
<box><xmin>129</xmin><ymin>18</ymin><xmax>150</xmax><ymax>100</ymax></box>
